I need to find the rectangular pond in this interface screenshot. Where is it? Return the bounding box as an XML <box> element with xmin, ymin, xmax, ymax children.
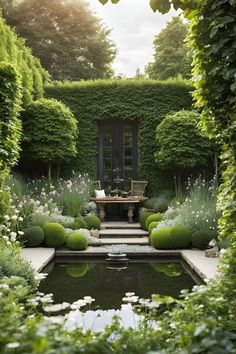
<box><xmin>40</xmin><ymin>257</ymin><xmax>202</xmax><ymax>310</ymax></box>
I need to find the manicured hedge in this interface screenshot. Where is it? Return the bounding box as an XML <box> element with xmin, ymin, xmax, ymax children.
<box><xmin>45</xmin><ymin>79</ymin><xmax>193</xmax><ymax>194</ymax></box>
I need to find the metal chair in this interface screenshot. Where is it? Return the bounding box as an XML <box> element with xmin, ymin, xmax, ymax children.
<box><xmin>130</xmin><ymin>180</ymin><xmax>148</xmax><ymax>197</ymax></box>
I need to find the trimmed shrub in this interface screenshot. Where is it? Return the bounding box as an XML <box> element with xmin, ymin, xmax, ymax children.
<box><xmin>143</xmin><ymin>197</ymin><xmax>156</xmax><ymax>209</ymax></box>
<box><xmin>140</xmin><ymin>211</ymin><xmax>155</xmax><ymax>230</ymax></box>
<box><xmin>83</xmin><ymin>215</ymin><xmax>101</xmax><ymax>230</ymax></box>
<box><xmin>66</xmin><ymin>231</ymin><xmax>88</xmax><ymax>250</ymax></box>
<box><xmin>191</xmin><ymin>229</ymin><xmax>216</xmax><ymax>250</ymax></box>
<box><xmin>151</xmin><ymin>227</ymin><xmax>172</xmax><ymax>249</ymax></box>
<box><xmin>148</xmin><ymin>221</ymin><xmax>160</xmax><ymax>234</ymax></box>
<box><xmin>66</xmin><ymin>263</ymin><xmax>89</xmax><ymax>277</ymax></box>
<box><xmin>23</xmin><ymin>226</ymin><xmax>45</xmax><ymax>247</ymax></box>
<box><xmin>72</xmin><ymin>216</ymin><xmax>88</xmax><ymax>230</ymax></box>
<box><xmin>155</xmin><ymin>197</ymin><xmax>169</xmax><ymax>213</ymax></box>
<box><xmin>44</xmin><ymin>223</ymin><xmax>66</xmax><ymax>248</ymax></box>
<box><xmin>170</xmin><ymin>224</ymin><xmax>191</xmax><ymax>249</ymax></box>
<box><xmin>146</xmin><ymin>213</ymin><xmax>163</xmax><ymax>229</ymax></box>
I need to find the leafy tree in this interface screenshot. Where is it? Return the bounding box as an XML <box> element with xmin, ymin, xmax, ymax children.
<box><xmin>146</xmin><ymin>17</ymin><xmax>191</xmax><ymax>80</ymax></box>
<box><xmin>21</xmin><ymin>98</ymin><xmax>78</xmax><ymax>180</ymax></box>
<box><xmin>2</xmin><ymin>0</ymin><xmax>116</xmax><ymax>81</ymax></box>
<box><xmin>155</xmin><ymin>110</ymin><xmax>214</xmax><ymax>194</ymax></box>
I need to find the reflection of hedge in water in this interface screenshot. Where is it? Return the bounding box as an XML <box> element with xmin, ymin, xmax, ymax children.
<box><xmin>151</xmin><ymin>263</ymin><xmax>182</xmax><ymax>277</ymax></box>
<box><xmin>66</xmin><ymin>263</ymin><xmax>89</xmax><ymax>278</ymax></box>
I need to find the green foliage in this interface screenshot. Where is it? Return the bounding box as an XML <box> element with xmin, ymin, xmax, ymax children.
<box><xmin>191</xmin><ymin>229</ymin><xmax>216</xmax><ymax>250</ymax></box>
<box><xmin>3</xmin><ymin>0</ymin><xmax>116</xmax><ymax>81</ymax></box>
<box><xmin>0</xmin><ymin>62</ymin><xmax>22</xmax><ymax>185</ymax></box>
<box><xmin>146</xmin><ymin>17</ymin><xmax>191</xmax><ymax>80</ymax></box>
<box><xmin>72</xmin><ymin>216</ymin><xmax>88</xmax><ymax>230</ymax></box>
<box><xmin>21</xmin><ymin>98</ymin><xmax>78</xmax><ymax>179</ymax></box>
<box><xmin>0</xmin><ymin>188</ymin><xmax>10</xmax><ymax>222</ymax></box>
<box><xmin>45</xmin><ymin>79</ymin><xmax>193</xmax><ymax>194</ymax></box>
<box><xmin>22</xmin><ymin>213</ymin><xmax>51</xmax><ymax>230</ymax></box>
<box><xmin>0</xmin><ymin>16</ymin><xmax>48</xmax><ymax>104</ymax></box>
<box><xmin>148</xmin><ymin>221</ymin><xmax>160</xmax><ymax>234</ymax></box>
<box><xmin>66</xmin><ymin>231</ymin><xmax>88</xmax><ymax>251</ymax></box>
<box><xmin>155</xmin><ymin>111</ymin><xmax>214</xmax><ymax>187</ymax></box>
<box><xmin>151</xmin><ymin>262</ymin><xmax>182</xmax><ymax>277</ymax></box>
<box><xmin>84</xmin><ymin>215</ymin><xmax>101</xmax><ymax>230</ymax></box>
<box><xmin>0</xmin><ymin>239</ymin><xmax>37</xmax><ymax>288</ymax></box>
<box><xmin>44</xmin><ymin>222</ymin><xmax>66</xmax><ymax>248</ymax></box>
<box><xmin>23</xmin><ymin>226</ymin><xmax>44</xmax><ymax>247</ymax></box>
<box><xmin>139</xmin><ymin>211</ymin><xmax>155</xmax><ymax>230</ymax></box>
<box><xmin>170</xmin><ymin>224</ymin><xmax>191</xmax><ymax>248</ymax></box>
<box><xmin>146</xmin><ymin>213</ymin><xmax>163</xmax><ymax>229</ymax></box>
<box><xmin>151</xmin><ymin>227</ymin><xmax>172</xmax><ymax>249</ymax></box>
<box><xmin>154</xmin><ymin>196</ymin><xmax>169</xmax><ymax>213</ymax></box>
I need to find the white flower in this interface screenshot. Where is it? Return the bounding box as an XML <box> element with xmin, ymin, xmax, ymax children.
<box><xmin>11</xmin><ymin>215</ymin><xmax>18</xmax><ymax>221</ymax></box>
<box><xmin>18</xmin><ymin>231</ymin><xmax>24</xmax><ymax>235</ymax></box>
<box><xmin>18</xmin><ymin>217</ymin><xmax>23</xmax><ymax>221</ymax></box>
<box><xmin>125</xmin><ymin>292</ymin><xmax>135</xmax><ymax>297</ymax></box>
<box><xmin>6</xmin><ymin>342</ymin><xmax>20</xmax><ymax>349</ymax></box>
<box><xmin>3</xmin><ymin>215</ymin><xmax>10</xmax><ymax>220</ymax></box>
<box><xmin>10</xmin><ymin>231</ymin><xmax>17</xmax><ymax>238</ymax></box>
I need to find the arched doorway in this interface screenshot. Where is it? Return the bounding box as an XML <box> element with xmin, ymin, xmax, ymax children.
<box><xmin>97</xmin><ymin>119</ymin><xmax>138</xmax><ymax>191</ymax></box>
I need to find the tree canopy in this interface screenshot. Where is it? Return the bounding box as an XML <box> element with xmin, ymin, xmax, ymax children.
<box><xmin>1</xmin><ymin>0</ymin><xmax>117</xmax><ymax>81</ymax></box>
<box><xmin>145</xmin><ymin>16</ymin><xmax>191</xmax><ymax>80</ymax></box>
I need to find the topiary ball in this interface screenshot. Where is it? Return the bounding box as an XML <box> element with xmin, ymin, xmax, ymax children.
<box><xmin>151</xmin><ymin>227</ymin><xmax>172</xmax><ymax>249</ymax></box>
<box><xmin>23</xmin><ymin>226</ymin><xmax>45</xmax><ymax>247</ymax></box>
<box><xmin>83</xmin><ymin>215</ymin><xmax>101</xmax><ymax>230</ymax></box>
<box><xmin>146</xmin><ymin>213</ymin><xmax>163</xmax><ymax>230</ymax></box>
<box><xmin>66</xmin><ymin>231</ymin><xmax>88</xmax><ymax>251</ymax></box>
<box><xmin>148</xmin><ymin>221</ymin><xmax>161</xmax><ymax>234</ymax></box>
<box><xmin>74</xmin><ymin>216</ymin><xmax>88</xmax><ymax>229</ymax></box>
<box><xmin>170</xmin><ymin>224</ymin><xmax>191</xmax><ymax>249</ymax></box>
<box><xmin>191</xmin><ymin>229</ymin><xmax>216</xmax><ymax>250</ymax></box>
<box><xmin>44</xmin><ymin>223</ymin><xmax>66</xmax><ymax>248</ymax></box>
<box><xmin>139</xmin><ymin>211</ymin><xmax>155</xmax><ymax>230</ymax></box>
<box><xmin>154</xmin><ymin>197</ymin><xmax>169</xmax><ymax>213</ymax></box>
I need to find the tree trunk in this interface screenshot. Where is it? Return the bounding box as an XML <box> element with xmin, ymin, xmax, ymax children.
<box><xmin>57</xmin><ymin>162</ymin><xmax>61</xmax><ymax>179</ymax></box>
<box><xmin>48</xmin><ymin>162</ymin><xmax>52</xmax><ymax>181</ymax></box>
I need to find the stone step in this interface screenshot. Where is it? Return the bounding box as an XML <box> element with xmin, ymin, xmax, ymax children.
<box><xmin>99</xmin><ymin>229</ymin><xmax>148</xmax><ymax>238</ymax></box>
<box><xmin>101</xmin><ymin>222</ymin><xmax>141</xmax><ymax>229</ymax></box>
<box><xmin>98</xmin><ymin>238</ymin><xmax>149</xmax><ymax>245</ymax></box>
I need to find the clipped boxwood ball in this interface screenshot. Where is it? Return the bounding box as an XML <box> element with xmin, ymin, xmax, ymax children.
<box><xmin>148</xmin><ymin>221</ymin><xmax>160</xmax><ymax>235</ymax></box>
<box><xmin>151</xmin><ymin>227</ymin><xmax>172</xmax><ymax>249</ymax></box>
<box><xmin>140</xmin><ymin>211</ymin><xmax>155</xmax><ymax>230</ymax></box>
<box><xmin>191</xmin><ymin>229</ymin><xmax>216</xmax><ymax>250</ymax></box>
<box><xmin>66</xmin><ymin>231</ymin><xmax>88</xmax><ymax>250</ymax></box>
<box><xmin>69</xmin><ymin>216</ymin><xmax>88</xmax><ymax>230</ymax></box>
<box><xmin>23</xmin><ymin>226</ymin><xmax>44</xmax><ymax>247</ymax></box>
<box><xmin>146</xmin><ymin>213</ymin><xmax>163</xmax><ymax>229</ymax></box>
<box><xmin>84</xmin><ymin>215</ymin><xmax>101</xmax><ymax>230</ymax></box>
<box><xmin>44</xmin><ymin>223</ymin><xmax>66</xmax><ymax>248</ymax></box>
<box><xmin>66</xmin><ymin>263</ymin><xmax>89</xmax><ymax>277</ymax></box>
<box><xmin>170</xmin><ymin>224</ymin><xmax>191</xmax><ymax>249</ymax></box>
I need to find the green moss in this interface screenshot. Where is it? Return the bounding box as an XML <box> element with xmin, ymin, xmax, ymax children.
<box><xmin>170</xmin><ymin>224</ymin><xmax>191</xmax><ymax>249</ymax></box>
<box><xmin>191</xmin><ymin>229</ymin><xmax>216</xmax><ymax>250</ymax></box>
<box><xmin>146</xmin><ymin>213</ymin><xmax>163</xmax><ymax>229</ymax></box>
<box><xmin>23</xmin><ymin>226</ymin><xmax>44</xmax><ymax>247</ymax></box>
<box><xmin>66</xmin><ymin>231</ymin><xmax>88</xmax><ymax>250</ymax></box>
<box><xmin>140</xmin><ymin>211</ymin><xmax>155</xmax><ymax>230</ymax></box>
<box><xmin>66</xmin><ymin>263</ymin><xmax>89</xmax><ymax>277</ymax></box>
<box><xmin>44</xmin><ymin>223</ymin><xmax>66</xmax><ymax>248</ymax></box>
<box><xmin>83</xmin><ymin>215</ymin><xmax>101</xmax><ymax>230</ymax></box>
<box><xmin>151</xmin><ymin>227</ymin><xmax>172</xmax><ymax>249</ymax></box>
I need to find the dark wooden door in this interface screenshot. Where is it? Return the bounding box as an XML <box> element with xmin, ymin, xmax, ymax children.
<box><xmin>98</xmin><ymin>119</ymin><xmax>138</xmax><ymax>190</ymax></box>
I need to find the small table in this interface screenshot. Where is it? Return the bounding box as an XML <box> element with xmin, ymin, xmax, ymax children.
<box><xmin>90</xmin><ymin>196</ymin><xmax>148</xmax><ymax>223</ymax></box>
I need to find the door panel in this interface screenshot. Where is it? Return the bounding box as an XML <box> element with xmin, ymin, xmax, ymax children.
<box><xmin>98</xmin><ymin>120</ymin><xmax>138</xmax><ymax>190</ymax></box>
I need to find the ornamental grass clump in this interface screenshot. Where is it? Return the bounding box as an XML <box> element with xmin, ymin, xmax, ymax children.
<box><xmin>23</xmin><ymin>226</ymin><xmax>44</xmax><ymax>247</ymax></box>
<box><xmin>66</xmin><ymin>231</ymin><xmax>88</xmax><ymax>250</ymax></box>
<box><xmin>44</xmin><ymin>222</ymin><xmax>66</xmax><ymax>247</ymax></box>
<box><xmin>170</xmin><ymin>224</ymin><xmax>191</xmax><ymax>248</ymax></box>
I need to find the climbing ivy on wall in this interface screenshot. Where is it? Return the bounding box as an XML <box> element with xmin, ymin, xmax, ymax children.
<box><xmin>45</xmin><ymin>79</ymin><xmax>193</xmax><ymax>194</ymax></box>
<box><xmin>0</xmin><ymin>16</ymin><xmax>49</xmax><ymax>105</ymax></box>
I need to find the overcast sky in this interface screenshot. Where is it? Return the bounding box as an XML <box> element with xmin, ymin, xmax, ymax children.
<box><xmin>86</xmin><ymin>0</ymin><xmax>178</xmax><ymax>77</ymax></box>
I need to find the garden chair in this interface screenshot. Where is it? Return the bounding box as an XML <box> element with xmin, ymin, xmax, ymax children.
<box><xmin>130</xmin><ymin>180</ymin><xmax>148</xmax><ymax>197</ymax></box>
<box><xmin>93</xmin><ymin>180</ymin><xmax>101</xmax><ymax>190</ymax></box>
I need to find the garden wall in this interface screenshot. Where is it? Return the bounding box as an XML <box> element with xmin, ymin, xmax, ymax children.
<box><xmin>45</xmin><ymin>79</ymin><xmax>193</xmax><ymax>194</ymax></box>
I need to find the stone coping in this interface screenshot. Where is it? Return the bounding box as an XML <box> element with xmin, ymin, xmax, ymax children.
<box><xmin>22</xmin><ymin>246</ymin><xmax>220</xmax><ymax>282</ymax></box>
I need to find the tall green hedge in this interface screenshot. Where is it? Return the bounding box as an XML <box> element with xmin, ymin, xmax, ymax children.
<box><xmin>0</xmin><ymin>16</ymin><xmax>49</xmax><ymax>105</ymax></box>
<box><xmin>46</xmin><ymin>79</ymin><xmax>193</xmax><ymax>194</ymax></box>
